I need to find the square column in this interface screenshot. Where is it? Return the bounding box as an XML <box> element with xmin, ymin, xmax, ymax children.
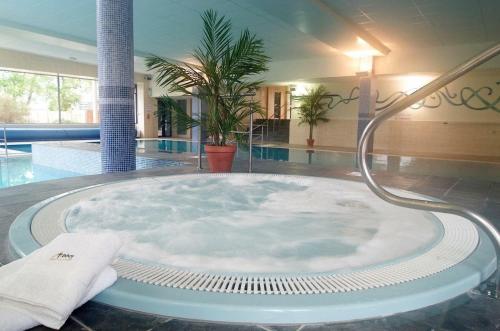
<box><xmin>356</xmin><ymin>74</ymin><xmax>377</xmax><ymax>168</ymax></box>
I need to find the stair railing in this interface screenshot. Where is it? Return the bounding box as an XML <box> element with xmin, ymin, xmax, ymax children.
<box><xmin>1</xmin><ymin>124</ymin><xmax>8</xmax><ymax>158</ymax></box>
<box><xmin>358</xmin><ymin>43</ymin><xmax>500</xmax><ymax>298</ymax></box>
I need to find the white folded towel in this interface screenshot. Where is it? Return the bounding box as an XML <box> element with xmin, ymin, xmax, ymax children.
<box><xmin>0</xmin><ymin>233</ymin><xmax>121</xmax><ymax>329</ymax></box>
<box><xmin>0</xmin><ymin>266</ymin><xmax>117</xmax><ymax>331</ymax></box>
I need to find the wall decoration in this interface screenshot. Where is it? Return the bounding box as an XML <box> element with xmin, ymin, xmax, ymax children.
<box><xmin>292</xmin><ymin>81</ymin><xmax>499</xmax><ymax>113</ymax></box>
<box><xmin>376</xmin><ymin>84</ymin><xmax>499</xmax><ymax>112</ymax></box>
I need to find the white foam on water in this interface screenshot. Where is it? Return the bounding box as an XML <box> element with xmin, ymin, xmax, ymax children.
<box><xmin>64</xmin><ymin>175</ymin><xmax>441</xmax><ymax>273</ymax></box>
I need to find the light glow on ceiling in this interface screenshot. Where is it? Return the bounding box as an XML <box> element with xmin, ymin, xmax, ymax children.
<box><xmin>344</xmin><ymin>49</ymin><xmax>384</xmax><ymax>58</ymax></box>
<box><xmin>345</xmin><ymin>37</ymin><xmax>385</xmax><ymax>58</ymax></box>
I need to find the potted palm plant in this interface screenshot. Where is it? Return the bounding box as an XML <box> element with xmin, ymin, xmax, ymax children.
<box><xmin>297</xmin><ymin>85</ymin><xmax>330</xmax><ymax>147</ymax></box>
<box><xmin>146</xmin><ymin>10</ymin><xmax>269</xmax><ymax>172</ymax></box>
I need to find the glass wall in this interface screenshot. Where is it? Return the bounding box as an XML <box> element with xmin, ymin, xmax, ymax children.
<box><xmin>59</xmin><ymin>76</ymin><xmax>99</xmax><ymax>124</ymax></box>
<box><xmin>0</xmin><ymin>69</ymin><xmax>99</xmax><ymax>124</ymax></box>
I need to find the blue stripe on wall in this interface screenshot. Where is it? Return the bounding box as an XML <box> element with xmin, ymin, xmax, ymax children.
<box><xmin>4</xmin><ymin>128</ymin><xmax>100</xmax><ymax>142</ymax></box>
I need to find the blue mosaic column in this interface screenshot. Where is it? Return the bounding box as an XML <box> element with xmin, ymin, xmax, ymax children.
<box><xmin>97</xmin><ymin>0</ymin><xmax>136</xmax><ymax>172</ymax></box>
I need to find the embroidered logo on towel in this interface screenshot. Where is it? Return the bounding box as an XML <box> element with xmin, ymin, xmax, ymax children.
<box><xmin>50</xmin><ymin>252</ymin><xmax>75</xmax><ymax>261</ymax></box>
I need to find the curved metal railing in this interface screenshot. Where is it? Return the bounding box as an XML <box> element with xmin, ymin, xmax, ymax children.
<box><xmin>357</xmin><ymin>43</ymin><xmax>500</xmax><ymax>299</ymax></box>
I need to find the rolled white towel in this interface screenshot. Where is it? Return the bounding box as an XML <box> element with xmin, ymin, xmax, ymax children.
<box><xmin>0</xmin><ymin>233</ymin><xmax>121</xmax><ymax>329</ymax></box>
<box><xmin>0</xmin><ymin>266</ymin><xmax>117</xmax><ymax>331</ymax></box>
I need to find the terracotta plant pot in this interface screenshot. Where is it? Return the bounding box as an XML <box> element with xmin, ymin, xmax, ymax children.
<box><xmin>306</xmin><ymin>138</ymin><xmax>315</xmax><ymax>147</ymax></box>
<box><xmin>205</xmin><ymin>144</ymin><xmax>237</xmax><ymax>173</ymax></box>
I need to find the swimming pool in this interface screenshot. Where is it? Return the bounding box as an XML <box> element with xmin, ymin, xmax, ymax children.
<box><xmin>0</xmin><ymin>142</ymin><xmax>186</xmax><ymax>189</ymax></box>
<box><xmin>9</xmin><ymin>173</ymin><xmax>496</xmax><ymax>324</ymax></box>
<box><xmin>0</xmin><ymin>157</ymin><xmax>83</xmax><ymax>189</ymax></box>
<box><xmin>138</xmin><ymin>139</ymin><xmax>500</xmax><ymax>181</ymax></box>
<box><xmin>0</xmin><ymin>144</ymin><xmax>32</xmax><ymax>153</ymax></box>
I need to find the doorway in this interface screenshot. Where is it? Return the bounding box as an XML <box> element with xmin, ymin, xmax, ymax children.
<box><xmin>157</xmin><ymin>99</ymin><xmax>172</xmax><ymax>137</ymax></box>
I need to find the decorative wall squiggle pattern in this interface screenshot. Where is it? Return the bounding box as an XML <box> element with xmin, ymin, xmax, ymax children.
<box><xmin>293</xmin><ymin>82</ymin><xmax>500</xmax><ymax>113</ymax></box>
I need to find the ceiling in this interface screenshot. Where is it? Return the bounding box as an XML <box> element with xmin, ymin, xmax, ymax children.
<box><xmin>328</xmin><ymin>0</ymin><xmax>500</xmax><ymax>50</ymax></box>
<box><xmin>0</xmin><ymin>0</ymin><xmax>351</xmax><ymax>63</ymax></box>
<box><xmin>0</xmin><ymin>0</ymin><xmax>498</xmax><ymax>74</ymax></box>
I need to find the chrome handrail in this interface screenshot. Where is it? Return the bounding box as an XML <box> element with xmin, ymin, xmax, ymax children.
<box><xmin>1</xmin><ymin>124</ymin><xmax>8</xmax><ymax>158</ymax></box>
<box><xmin>358</xmin><ymin>43</ymin><xmax>500</xmax><ymax>299</ymax></box>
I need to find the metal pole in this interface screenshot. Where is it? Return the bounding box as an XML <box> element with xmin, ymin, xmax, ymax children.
<box><xmin>57</xmin><ymin>74</ymin><xmax>62</xmax><ymax>124</ymax></box>
<box><xmin>248</xmin><ymin>106</ymin><xmax>253</xmax><ymax>173</ymax></box>
<box><xmin>197</xmin><ymin>116</ymin><xmax>202</xmax><ymax>170</ymax></box>
<box><xmin>3</xmin><ymin>126</ymin><xmax>8</xmax><ymax>158</ymax></box>
<box><xmin>261</xmin><ymin>124</ymin><xmax>264</xmax><ymax>146</ymax></box>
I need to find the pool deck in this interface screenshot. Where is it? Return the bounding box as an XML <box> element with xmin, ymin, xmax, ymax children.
<box><xmin>0</xmin><ymin>158</ymin><xmax>499</xmax><ymax>330</ymax></box>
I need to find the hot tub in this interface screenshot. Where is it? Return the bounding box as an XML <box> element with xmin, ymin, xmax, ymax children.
<box><xmin>9</xmin><ymin>174</ymin><xmax>496</xmax><ymax>324</ymax></box>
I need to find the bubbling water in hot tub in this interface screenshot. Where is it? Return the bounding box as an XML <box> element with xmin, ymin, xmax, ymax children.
<box><xmin>64</xmin><ymin>175</ymin><xmax>441</xmax><ymax>274</ymax></box>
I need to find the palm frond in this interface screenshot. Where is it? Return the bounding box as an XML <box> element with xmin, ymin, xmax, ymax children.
<box><xmin>145</xmin><ymin>10</ymin><xmax>270</xmax><ymax>146</ymax></box>
<box><xmin>297</xmin><ymin>85</ymin><xmax>331</xmax><ymax>134</ymax></box>
<box><xmin>158</xmin><ymin>95</ymin><xmax>202</xmax><ymax>131</ymax></box>
<box><xmin>145</xmin><ymin>55</ymin><xmax>206</xmax><ymax>95</ymax></box>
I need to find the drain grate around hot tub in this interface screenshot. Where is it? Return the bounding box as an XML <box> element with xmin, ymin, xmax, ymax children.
<box><xmin>109</xmin><ymin>216</ymin><xmax>478</xmax><ymax>295</ymax></box>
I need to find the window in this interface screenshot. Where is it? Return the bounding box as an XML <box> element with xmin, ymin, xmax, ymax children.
<box><xmin>58</xmin><ymin>76</ymin><xmax>99</xmax><ymax>124</ymax></box>
<box><xmin>0</xmin><ymin>70</ymin><xmax>58</xmax><ymax>123</ymax></box>
<box><xmin>0</xmin><ymin>69</ymin><xmax>99</xmax><ymax>124</ymax></box>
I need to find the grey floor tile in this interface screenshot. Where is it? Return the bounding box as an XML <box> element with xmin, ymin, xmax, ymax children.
<box><xmin>0</xmin><ymin>208</ymin><xmax>14</xmax><ymax>218</ymax></box>
<box><xmin>402</xmin><ymin>292</ymin><xmax>500</xmax><ymax>331</ymax></box>
<box><xmin>27</xmin><ymin>316</ymin><xmax>89</xmax><ymax>331</ymax></box>
<box><xmin>301</xmin><ymin>317</ymin><xmax>435</xmax><ymax>331</ymax></box>
<box><xmin>151</xmin><ymin>319</ymin><xmax>263</xmax><ymax>331</ymax></box>
<box><xmin>488</xmin><ymin>183</ymin><xmax>500</xmax><ymax>203</ymax></box>
<box><xmin>443</xmin><ymin>196</ymin><xmax>486</xmax><ymax>211</ymax></box>
<box><xmin>481</xmin><ymin>201</ymin><xmax>500</xmax><ymax>225</ymax></box>
<box><xmin>70</xmin><ymin>302</ymin><xmax>168</xmax><ymax>331</ymax></box>
<box><xmin>409</xmin><ymin>186</ymin><xmax>447</xmax><ymax>200</ymax></box>
<box><xmin>417</xmin><ymin>176</ymin><xmax>461</xmax><ymax>190</ymax></box>
<box><xmin>257</xmin><ymin>325</ymin><xmax>305</xmax><ymax>331</ymax></box>
<box><xmin>446</xmin><ymin>180</ymin><xmax>494</xmax><ymax>201</ymax></box>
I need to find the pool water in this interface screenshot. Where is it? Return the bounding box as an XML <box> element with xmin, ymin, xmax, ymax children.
<box><xmin>2</xmin><ymin>139</ymin><xmax>498</xmax><ymax>189</ymax></box>
<box><xmin>0</xmin><ymin>144</ymin><xmax>32</xmax><ymax>153</ymax></box>
<box><xmin>0</xmin><ymin>157</ymin><xmax>82</xmax><ymax>188</ymax></box>
<box><xmin>137</xmin><ymin>139</ymin><xmax>500</xmax><ymax>181</ymax></box>
<box><xmin>65</xmin><ymin>174</ymin><xmax>442</xmax><ymax>274</ymax></box>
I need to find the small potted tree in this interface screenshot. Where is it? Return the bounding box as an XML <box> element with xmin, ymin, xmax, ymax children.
<box><xmin>146</xmin><ymin>10</ymin><xmax>269</xmax><ymax>172</ymax></box>
<box><xmin>297</xmin><ymin>85</ymin><xmax>330</xmax><ymax>148</ymax></box>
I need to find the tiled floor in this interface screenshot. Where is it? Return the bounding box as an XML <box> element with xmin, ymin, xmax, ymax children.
<box><xmin>0</xmin><ymin>157</ymin><xmax>498</xmax><ymax>330</ymax></box>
